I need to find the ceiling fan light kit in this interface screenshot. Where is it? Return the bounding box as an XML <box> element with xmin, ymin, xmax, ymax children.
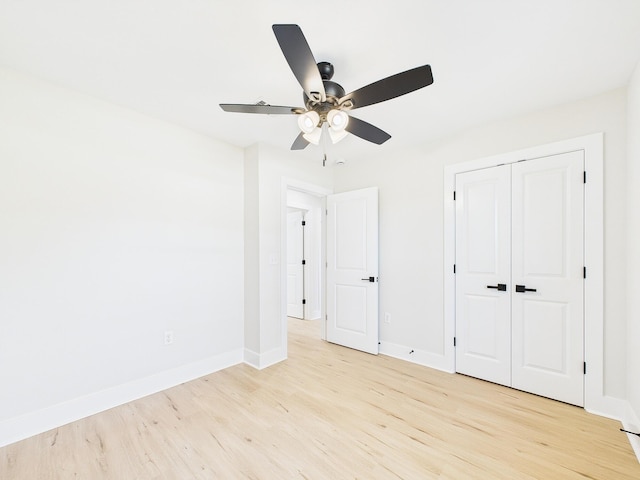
<box><xmin>220</xmin><ymin>24</ymin><xmax>434</xmax><ymax>150</ymax></box>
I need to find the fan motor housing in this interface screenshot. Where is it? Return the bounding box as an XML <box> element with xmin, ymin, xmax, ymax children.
<box><xmin>303</xmin><ymin>79</ymin><xmax>345</xmax><ymax>103</ymax></box>
<box><xmin>303</xmin><ymin>62</ymin><xmax>346</xmax><ymax>120</ymax></box>
<box><xmin>303</xmin><ymin>83</ymin><xmax>345</xmax><ymax>125</ymax></box>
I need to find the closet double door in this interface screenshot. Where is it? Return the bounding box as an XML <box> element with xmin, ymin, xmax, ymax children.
<box><xmin>455</xmin><ymin>151</ymin><xmax>584</xmax><ymax>406</ymax></box>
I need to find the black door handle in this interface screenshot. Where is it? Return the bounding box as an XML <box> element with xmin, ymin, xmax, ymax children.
<box><xmin>515</xmin><ymin>285</ymin><xmax>537</xmax><ymax>293</ymax></box>
<box><xmin>487</xmin><ymin>284</ymin><xmax>507</xmax><ymax>291</ymax></box>
<box><xmin>361</xmin><ymin>276</ymin><xmax>375</xmax><ymax>282</ymax></box>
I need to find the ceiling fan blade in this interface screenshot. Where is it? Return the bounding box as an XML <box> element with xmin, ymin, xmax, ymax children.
<box><xmin>220</xmin><ymin>103</ymin><xmax>301</xmax><ymax>114</ymax></box>
<box><xmin>291</xmin><ymin>132</ymin><xmax>310</xmax><ymax>150</ymax></box>
<box><xmin>345</xmin><ymin>115</ymin><xmax>391</xmax><ymax>145</ymax></box>
<box><xmin>340</xmin><ymin>65</ymin><xmax>433</xmax><ymax>110</ymax></box>
<box><xmin>272</xmin><ymin>24</ymin><xmax>326</xmax><ymax>102</ymax></box>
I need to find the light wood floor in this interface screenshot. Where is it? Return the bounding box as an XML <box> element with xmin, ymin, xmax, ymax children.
<box><xmin>1</xmin><ymin>318</ymin><xmax>639</xmax><ymax>479</ymax></box>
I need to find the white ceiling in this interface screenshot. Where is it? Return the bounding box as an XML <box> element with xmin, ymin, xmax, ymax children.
<box><xmin>2</xmin><ymin>0</ymin><xmax>640</xmax><ymax>159</ymax></box>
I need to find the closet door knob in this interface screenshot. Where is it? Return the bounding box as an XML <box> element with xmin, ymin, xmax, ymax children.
<box><xmin>515</xmin><ymin>284</ymin><xmax>537</xmax><ymax>293</ymax></box>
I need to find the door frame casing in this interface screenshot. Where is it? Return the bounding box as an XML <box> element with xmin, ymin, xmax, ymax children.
<box><xmin>444</xmin><ymin>133</ymin><xmax>622</xmax><ymax>418</ymax></box>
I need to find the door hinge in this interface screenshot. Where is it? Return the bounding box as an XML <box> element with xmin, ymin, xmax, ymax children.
<box><xmin>453</xmin><ymin>337</ymin><xmax>457</xmax><ymax>347</ymax></box>
<box><xmin>302</xmin><ymin>220</ymin><xmax>306</xmax><ymax>226</ymax></box>
<box><xmin>302</xmin><ymin>259</ymin><xmax>306</xmax><ymax>265</ymax></box>
<box><xmin>453</xmin><ymin>191</ymin><xmax>456</xmax><ymax>201</ymax></box>
<box><xmin>584</xmin><ymin>171</ymin><xmax>587</xmax><ymax>184</ymax></box>
<box><xmin>583</xmin><ymin>267</ymin><xmax>586</xmax><ymax>279</ymax></box>
<box><xmin>583</xmin><ymin>362</ymin><xmax>587</xmax><ymax>374</ymax></box>
<box><xmin>302</xmin><ymin>299</ymin><xmax>306</xmax><ymax>305</ymax></box>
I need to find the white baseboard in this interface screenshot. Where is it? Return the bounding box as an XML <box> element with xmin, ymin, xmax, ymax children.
<box><xmin>243</xmin><ymin>347</ymin><xmax>286</xmax><ymax>370</ymax></box>
<box><xmin>379</xmin><ymin>341</ymin><xmax>454</xmax><ymax>373</ymax></box>
<box><xmin>585</xmin><ymin>394</ymin><xmax>628</xmax><ymax>422</ymax></box>
<box><xmin>622</xmin><ymin>402</ymin><xmax>640</xmax><ymax>462</ymax></box>
<box><xmin>0</xmin><ymin>348</ymin><xmax>243</xmax><ymax>448</ymax></box>
<box><xmin>243</xmin><ymin>348</ymin><xmax>261</xmax><ymax>369</ymax></box>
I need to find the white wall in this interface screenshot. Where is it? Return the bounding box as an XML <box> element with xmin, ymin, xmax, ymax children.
<box><xmin>244</xmin><ymin>145</ymin><xmax>261</xmax><ymax>356</ymax></box>
<box><xmin>244</xmin><ymin>144</ymin><xmax>333</xmax><ymax>368</ymax></box>
<box><xmin>0</xmin><ymin>68</ymin><xmax>245</xmax><ymax>447</ymax></box>
<box><xmin>334</xmin><ymin>88</ymin><xmax>628</xmax><ymax>400</ymax></box>
<box><xmin>626</xmin><ymin>60</ymin><xmax>640</xmax><ymax>435</ymax></box>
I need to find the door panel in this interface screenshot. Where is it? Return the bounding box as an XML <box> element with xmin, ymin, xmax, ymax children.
<box><xmin>511</xmin><ymin>151</ymin><xmax>584</xmax><ymax>406</ymax></box>
<box><xmin>335</xmin><ymin>285</ymin><xmax>367</xmax><ymax>333</ymax></box>
<box><xmin>465</xmin><ymin>295</ymin><xmax>501</xmax><ymax>359</ymax></box>
<box><xmin>519</xmin><ymin>168</ymin><xmax>568</xmax><ymax>277</ymax></box>
<box><xmin>455</xmin><ymin>166</ymin><xmax>511</xmax><ymax>386</ymax></box>
<box><xmin>326</xmin><ymin>187</ymin><xmax>379</xmax><ymax>354</ymax></box>
<box><xmin>520</xmin><ymin>299</ymin><xmax>568</xmax><ymax>374</ymax></box>
<box><xmin>335</xmin><ymin>198</ymin><xmax>368</xmax><ymax>269</ymax></box>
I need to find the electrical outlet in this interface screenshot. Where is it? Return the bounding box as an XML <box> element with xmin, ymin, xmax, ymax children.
<box><xmin>384</xmin><ymin>312</ymin><xmax>391</xmax><ymax>324</ymax></box>
<box><xmin>164</xmin><ymin>330</ymin><xmax>174</xmax><ymax>345</ymax></box>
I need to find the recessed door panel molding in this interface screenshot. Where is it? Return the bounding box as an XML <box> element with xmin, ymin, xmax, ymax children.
<box><xmin>465</xmin><ymin>182</ymin><xmax>501</xmax><ymax>274</ymax></box>
<box><xmin>334</xmin><ymin>285</ymin><xmax>368</xmax><ymax>334</ymax></box>
<box><xmin>519</xmin><ymin>299</ymin><xmax>569</xmax><ymax>374</ymax></box>
<box><xmin>515</xmin><ymin>166</ymin><xmax>574</xmax><ymax>278</ymax></box>
<box><xmin>326</xmin><ymin>187</ymin><xmax>379</xmax><ymax>355</ymax></box>
<box><xmin>464</xmin><ymin>295</ymin><xmax>503</xmax><ymax>361</ymax></box>
<box><xmin>335</xmin><ymin>197</ymin><xmax>368</xmax><ymax>271</ymax></box>
<box><xmin>455</xmin><ymin>150</ymin><xmax>584</xmax><ymax>406</ymax></box>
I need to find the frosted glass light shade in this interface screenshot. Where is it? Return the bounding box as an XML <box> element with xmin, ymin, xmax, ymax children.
<box><xmin>302</xmin><ymin>127</ymin><xmax>322</xmax><ymax>145</ymax></box>
<box><xmin>329</xmin><ymin>128</ymin><xmax>349</xmax><ymax>144</ymax></box>
<box><xmin>297</xmin><ymin>111</ymin><xmax>320</xmax><ymax>134</ymax></box>
<box><xmin>327</xmin><ymin>109</ymin><xmax>349</xmax><ymax>131</ymax></box>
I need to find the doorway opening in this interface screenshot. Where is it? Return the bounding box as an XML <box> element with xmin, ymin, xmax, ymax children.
<box><xmin>286</xmin><ymin>191</ymin><xmax>323</xmax><ymax>321</ymax></box>
<box><xmin>280</xmin><ymin>179</ymin><xmax>332</xmax><ymax>359</ymax></box>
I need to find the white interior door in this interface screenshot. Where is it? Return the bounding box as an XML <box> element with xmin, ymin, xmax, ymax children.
<box><xmin>455</xmin><ymin>165</ymin><xmax>512</xmax><ymax>386</ymax></box>
<box><xmin>326</xmin><ymin>187</ymin><xmax>379</xmax><ymax>354</ymax></box>
<box><xmin>287</xmin><ymin>210</ymin><xmax>304</xmax><ymax>319</ymax></box>
<box><xmin>455</xmin><ymin>152</ymin><xmax>584</xmax><ymax>406</ymax></box>
<box><xmin>511</xmin><ymin>151</ymin><xmax>584</xmax><ymax>406</ymax></box>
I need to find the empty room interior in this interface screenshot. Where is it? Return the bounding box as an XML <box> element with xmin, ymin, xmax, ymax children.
<box><xmin>2</xmin><ymin>1</ymin><xmax>640</xmax><ymax>478</ymax></box>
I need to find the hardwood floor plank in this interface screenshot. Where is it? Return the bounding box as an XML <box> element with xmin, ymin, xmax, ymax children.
<box><xmin>1</xmin><ymin>317</ymin><xmax>638</xmax><ymax>479</ymax></box>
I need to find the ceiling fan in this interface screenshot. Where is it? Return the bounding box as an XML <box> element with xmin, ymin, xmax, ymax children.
<box><xmin>220</xmin><ymin>24</ymin><xmax>434</xmax><ymax>150</ymax></box>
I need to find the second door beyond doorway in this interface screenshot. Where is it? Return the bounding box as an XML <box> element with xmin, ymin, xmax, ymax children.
<box><xmin>286</xmin><ymin>209</ymin><xmax>305</xmax><ymax>319</ymax></box>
